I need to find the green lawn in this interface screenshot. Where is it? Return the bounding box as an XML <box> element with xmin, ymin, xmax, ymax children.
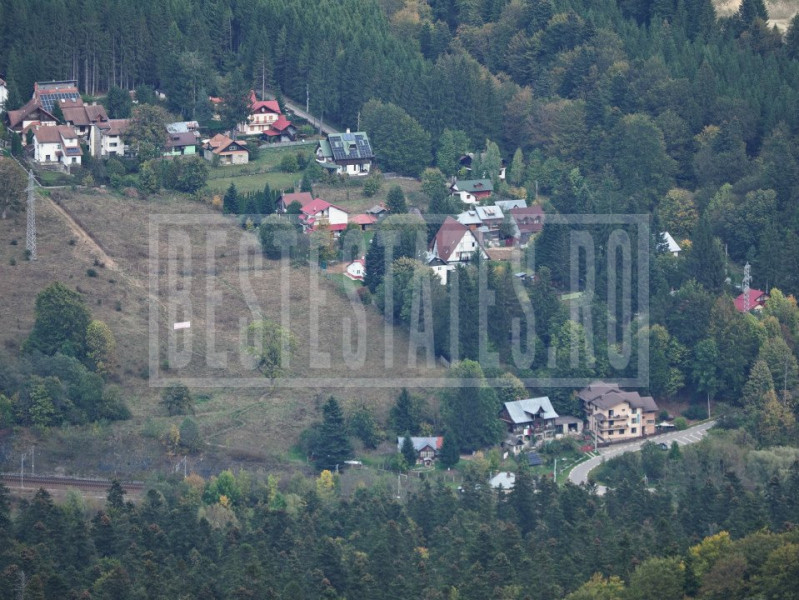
<box><xmin>206</xmin><ymin>142</ymin><xmax>317</xmax><ymax>194</ymax></box>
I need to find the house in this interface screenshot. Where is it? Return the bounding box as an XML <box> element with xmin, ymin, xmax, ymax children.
<box><xmin>429</xmin><ymin>216</ymin><xmax>486</xmax><ymax>264</ymax></box>
<box><xmin>554</xmin><ymin>416</ymin><xmax>583</xmax><ymax>437</ymax></box>
<box><xmin>316</xmin><ymin>130</ymin><xmax>374</xmax><ymax>176</ymax></box>
<box><xmin>456</xmin><ymin>209</ymin><xmax>482</xmax><ymax>231</ymax></box>
<box><xmin>661</xmin><ymin>232</ymin><xmax>681</xmax><ymax>256</ymax></box>
<box><xmin>509</xmin><ymin>205</ymin><xmax>544</xmax><ymax>245</ymax></box>
<box><xmin>474</xmin><ymin>205</ymin><xmax>505</xmax><ymax>240</ymax></box>
<box><xmin>579</xmin><ymin>382</ymin><xmax>659</xmax><ymax>444</ymax></box>
<box><xmin>5</xmin><ymin>80</ymin><xmax>80</xmax><ymax>134</ymax></box>
<box><xmin>0</xmin><ymin>78</ymin><xmax>7</xmax><ymax>110</ymax></box>
<box><xmin>366</xmin><ymin>203</ymin><xmax>388</xmax><ymax>219</ymax></box>
<box><xmin>489</xmin><ymin>472</ymin><xmax>515</xmax><ymax>491</ymax></box>
<box><xmin>734</xmin><ymin>289</ymin><xmax>768</xmax><ymax>312</ymax></box>
<box><xmin>203</xmin><ymin>134</ymin><xmax>249</xmax><ymax>165</ymax></box>
<box><xmin>351</xmin><ymin>213</ymin><xmax>378</xmax><ymax>231</ymax></box>
<box><xmin>499</xmin><ymin>397</ymin><xmax>560</xmax><ymax>446</ymax></box>
<box><xmin>278</xmin><ymin>191</ymin><xmax>314</xmax><ymax>213</ymax></box>
<box><xmin>298</xmin><ymin>198</ymin><xmax>349</xmax><ymax>234</ymax></box>
<box><xmin>345</xmin><ymin>258</ymin><xmax>366</xmax><ymax>281</ymax></box>
<box><xmin>60</xmin><ymin>101</ymin><xmax>108</xmax><ymax>141</ymax></box>
<box><xmin>495</xmin><ymin>199</ymin><xmax>527</xmax><ymax>212</ymax></box>
<box><xmin>396</xmin><ymin>436</ymin><xmax>443</xmax><ymax>466</ymax></box>
<box><xmin>426</xmin><ymin>256</ymin><xmax>455</xmax><ymax>285</ymax></box>
<box><xmin>163</xmin><ymin>131</ymin><xmax>198</xmax><ymax>157</ymax></box>
<box><xmin>238</xmin><ymin>91</ymin><xmax>293</xmax><ymax>137</ymax></box>
<box><xmin>91</xmin><ymin>118</ymin><xmax>129</xmax><ymax>158</ymax></box>
<box><xmin>262</xmin><ymin>114</ymin><xmax>297</xmax><ymax>142</ymax></box>
<box><xmin>450</xmin><ymin>179</ymin><xmax>493</xmax><ymax>204</ymax></box>
<box><xmin>32</xmin><ymin>125</ymin><xmax>82</xmax><ymax>167</ymax></box>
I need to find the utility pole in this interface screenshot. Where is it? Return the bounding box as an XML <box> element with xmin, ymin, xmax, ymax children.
<box><xmin>20</xmin><ymin>452</ymin><xmax>25</xmax><ymax>489</ymax></box>
<box><xmin>554</xmin><ymin>458</ymin><xmax>557</xmax><ymax>483</ymax></box>
<box><xmin>306</xmin><ymin>83</ymin><xmax>309</xmax><ymax>115</ymax></box>
<box><xmin>357</xmin><ymin>111</ymin><xmax>360</xmax><ymax>131</ymax></box>
<box><xmin>30</xmin><ymin>446</ymin><xmax>34</xmax><ymax>476</ymax></box>
<box><xmin>25</xmin><ymin>170</ymin><xmax>36</xmax><ymax>261</ymax></box>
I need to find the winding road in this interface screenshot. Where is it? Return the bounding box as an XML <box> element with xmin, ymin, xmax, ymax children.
<box><xmin>568</xmin><ymin>420</ymin><xmax>716</xmax><ymax>493</ymax></box>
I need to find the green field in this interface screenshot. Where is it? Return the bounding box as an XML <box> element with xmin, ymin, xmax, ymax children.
<box><xmin>206</xmin><ymin>142</ymin><xmax>317</xmax><ymax>194</ymax></box>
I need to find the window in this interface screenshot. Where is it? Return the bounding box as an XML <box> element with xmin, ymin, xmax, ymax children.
<box><xmin>608</xmin><ymin>409</ymin><xmax>615</xmax><ymax>417</ymax></box>
<box><xmin>631</xmin><ymin>427</ymin><xmax>637</xmax><ymax>434</ymax></box>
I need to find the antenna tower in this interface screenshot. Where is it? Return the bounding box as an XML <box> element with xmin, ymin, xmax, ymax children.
<box><xmin>742</xmin><ymin>262</ymin><xmax>751</xmax><ymax>312</ymax></box>
<box><xmin>25</xmin><ymin>170</ymin><xmax>37</xmax><ymax>261</ymax></box>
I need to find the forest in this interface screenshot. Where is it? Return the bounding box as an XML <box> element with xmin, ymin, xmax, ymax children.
<box><xmin>3</xmin><ymin>0</ymin><xmax>799</xmax><ymax>597</ymax></box>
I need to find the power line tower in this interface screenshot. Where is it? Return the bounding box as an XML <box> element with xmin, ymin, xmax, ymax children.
<box><xmin>742</xmin><ymin>262</ymin><xmax>752</xmax><ymax>312</ymax></box>
<box><xmin>25</xmin><ymin>170</ymin><xmax>36</xmax><ymax>261</ymax></box>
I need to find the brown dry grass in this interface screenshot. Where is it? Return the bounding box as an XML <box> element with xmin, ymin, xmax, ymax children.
<box><xmin>313</xmin><ymin>177</ymin><xmax>427</xmax><ymax>215</ymax></box>
<box><xmin>0</xmin><ymin>187</ymin><xmax>444</xmax><ymax>475</ymax></box>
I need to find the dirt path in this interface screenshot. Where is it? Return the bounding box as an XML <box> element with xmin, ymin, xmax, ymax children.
<box><xmin>46</xmin><ymin>193</ymin><xmax>119</xmax><ymax>271</ymax></box>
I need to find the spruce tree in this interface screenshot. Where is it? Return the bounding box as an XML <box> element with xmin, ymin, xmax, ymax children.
<box><xmin>439</xmin><ymin>430</ymin><xmax>460</xmax><ymax>467</ymax></box>
<box><xmin>401</xmin><ymin>434</ymin><xmax>417</xmax><ymax>467</ymax></box>
<box><xmin>223</xmin><ymin>183</ymin><xmax>239</xmax><ymax>215</ymax></box>
<box><xmin>387</xmin><ymin>185</ymin><xmax>407</xmax><ymax>214</ymax></box>
<box><xmin>315</xmin><ymin>397</ymin><xmax>352</xmax><ymax>471</ymax></box>
<box><xmin>687</xmin><ymin>215</ymin><xmax>725</xmax><ymax>293</ymax></box>
<box><xmin>390</xmin><ymin>388</ymin><xmax>420</xmax><ymax>434</ymax></box>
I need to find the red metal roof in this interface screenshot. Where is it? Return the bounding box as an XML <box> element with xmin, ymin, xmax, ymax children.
<box><xmin>734</xmin><ymin>289</ymin><xmax>767</xmax><ymax>312</ymax></box>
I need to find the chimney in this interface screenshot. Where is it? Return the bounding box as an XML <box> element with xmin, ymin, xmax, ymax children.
<box><xmin>346</xmin><ymin>128</ymin><xmax>350</xmax><ymax>134</ymax></box>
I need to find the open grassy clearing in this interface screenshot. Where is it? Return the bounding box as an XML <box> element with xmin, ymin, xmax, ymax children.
<box><xmin>313</xmin><ymin>177</ymin><xmax>427</xmax><ymax>215</ymax></box>
<box><xmin>205</xmin><ymin>143</ymin><xmax>316</xmax><ymax>194</ymax></box>
<box><xmin>0</xmin><ymin>188</ymin><xmax>444</xmax><ymax>477</ymax></box>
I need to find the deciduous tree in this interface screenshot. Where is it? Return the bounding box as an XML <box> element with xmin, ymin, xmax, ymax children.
<box><xmin>0</xmin><ymin>158</ymin><xmax>26</xmax><ymax>220</ymax></box>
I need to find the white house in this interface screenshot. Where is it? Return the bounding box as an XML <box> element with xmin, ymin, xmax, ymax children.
<box><xmin>429</xmin><ymin>216</ymin><xmax>486</xmax><ymax>264</ymax></box>
<box><xmin>299</xmin><ymin>198</ymin><xmax>349</xmax><ymax>234</ymax></box>
<box><xmin>0</xmin><ymin>78</ymin><xmax>7</xmax><ymax>110</ymax></box>
<box><xmin>661</xmin><ymin>232</ymin><xmax>681</xmax><ymax>256</ymax></box>
<box><xmin>91</xmin><ymin>118</ymin><xmax>129</xmax><ymax>158</ymax></box>
<box><xmin>449</xmin><ymin>179</ymin><xmax>493</xmax><ymax>204</ymax></box>
<box><xmin>345</xmin><ymin>258</ymin><xmax>366</xmax><ymax>281</ymax></box>
<box><xmin>316</xmin><ymin>130</ymin><xmax>374</xmax><ymax>176</ymax></box>
<box><xmin>32</xmin><ymin>125</ymin><xmax>82</xmax><ymax>167</ymax></box>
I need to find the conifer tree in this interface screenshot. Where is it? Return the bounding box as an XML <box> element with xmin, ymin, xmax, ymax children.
<box><xmin>315</xmin><ymin>397</ymin><xmax>352</xmax><ymax>471</ymax></box>
<box><xmin>401</xmin><ymin>434</ymin><xmax>417</xmax><ymax>468</ymax></box>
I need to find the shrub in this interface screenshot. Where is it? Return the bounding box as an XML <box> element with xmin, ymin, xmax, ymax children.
<box><xmin>362</xmin><ymin>176</ymin><xmax>382</xmax><ymax>197</ymax></box>
<box><xmin>681</xmin><ymin>404</ymin><xmax>707</xmax><ymax>420</ymax></box>
<box><xmin>86</xmin><ymin>268</ymin><xmax>98</xmax><ymax>277</ymax></box>
<box><xmin>280</xmin><ymin>154</ymin><xmax>299</xmax><ymax>173</ymax></box>
<box><xmin>673</xmin><ymin>417</ymin><xmax>688</xmax><ymax>430</ymax></box>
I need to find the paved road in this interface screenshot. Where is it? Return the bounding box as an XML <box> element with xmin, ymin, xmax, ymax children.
<box><xmin>264</xmin><ymin>88</ymin><xmax>340</xmax><ymax>135</ymax></box>
<box><xmin>568</xmin><ymin>420</ymin><xmax>716</xmax><ymax>493</ymax></box>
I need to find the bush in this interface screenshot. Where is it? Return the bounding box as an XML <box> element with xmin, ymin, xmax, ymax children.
<box><xmin>161</xmin><ymin>383</ymin><xmax>194</xmax><ymax>416</ymax></box>
<box><xmin>362</xmin><ymin>176</ymin><xmax>382</xmax><ymax>197</ymax></box>
<box><xmin>673</xmin><ymin>417</ymin><xmax>688</xmax><ymax>430</ymax></box>
<box><xmin>86</xmin><ymin>268</ymin><xmax>98</xmax><ymax>277</ymax></box>
<box><xmin>280</xmin><ymin>154</ymin><xmax>299</xmax><ymax>173</ymax></box>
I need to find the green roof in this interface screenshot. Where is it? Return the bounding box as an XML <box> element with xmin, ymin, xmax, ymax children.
<box><xmin>456</xmin><ymin>179</ymin><xmax>493</xmax><ymax>193</ymax></box>
<box><xmin>317</xmin><ymin>139</ymin><xmax>333</xmax><ymax>159</ymax></box>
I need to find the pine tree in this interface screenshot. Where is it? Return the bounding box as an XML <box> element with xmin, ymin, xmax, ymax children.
<box><xmin>315</xmin><ymin>397</ymin><xmax>352</xmax><ymax>471</ymax></box>
<box><xmin>223</xmin><ymin>183</ymin><xmax>239</xmax><ymax>215</ymax></box>
<box><xmin>401</xmin><ymin>434</ymin><xmax>417</xmax><ymax>467</ymax></box>
<box><xmin>387</xmin><ymin>185</ymin><xmax>407</xmax><ymax>214</ymax></box>
<box><xmin>390</xmin><ymin>388</ymin><xmax>421</xmax><ymax>435</ymax></box>
<box><xmin>686</xmin><ymin>215</ymin><xmax>725</xmax><ymax>293</ymax></box>
<box><xmin>439</xmin><ymin>430</ymin><xmax>460</xmax><ymax>467</ymax></box>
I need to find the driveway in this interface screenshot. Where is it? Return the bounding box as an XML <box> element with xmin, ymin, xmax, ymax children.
<box><xmin>567</xmin><ymin>420</ymin><xmax>716</xmax><ymax>493</ymax></box>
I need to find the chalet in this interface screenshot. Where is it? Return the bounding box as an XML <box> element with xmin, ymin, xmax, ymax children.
<box><xmin>396</xmin><ymin>436</ymin><xmax>443</xmax><ymax>466</ymax></box>
<box><xmin>509</xmin><ymin>205</ymin><xmax>544</xmax><ymax>245</ymax></box>
<box><xmin>203</xmin><ymin>134</ymin><xmax>248</xmax><ymax>165</ymax></box>
<box><xmin>316</xmin><ymin>130</ymin><xmax>374</xmax><ymax>176</ymax></box>
<box><xmin>450</xmin><ymin>179</ymin><xmax>493</xmax><ymax>204</ymax></box>
<box><xmin>427</xmin><ymin>216</ymin><xmax>486</xmax><ymax>284</ymax></box>
<box><xmin>238</xmin><ymin>91</ymin><xmax>293</xmax><ymax>137</ymax></box>
<box><xmin>661</xmin><ymin>232</ymin><xmax>681</xmax><ymax>256</ymax></box>
<box><xmin>500</xmin><ymin>397</ymin><xmax>559</xmax><ymax>446</ymax></box>
<box><xmin>92</xmin><ymin>118</ymin><xmax>129</xmax><ymax>158</ymax></box>
<box><xmin>429</xmin><ymin>217</ymin><xmax>485</xmax><ymax>264</ymax></box>
<box><xmin>0</xmin><ymin>78</ymin><xmax>7</xmax><ymax>110</ymax></box>
<box><xmin>32</xmin><ymin>125</ymin><xmax>82</xmax><ymax>167</ymax></box>
<box><xmin>734</xmin><ymin>289</ymin><xmax>768</xmax><ymax>312</ymax></box>
<box><xmin>298</xmin><ymin>198</ymin><xmax>349</xmax><ymax>234</ymax></box>
<box><xmin>163</xmin><ymin>131</ymin><xmax>198</xmax><ymax>157</ymax></box>
<box><xmin>345</xmin><ymin>258</ymin><xmax>366</xmax><ymax>281</ymax></box>
<box><xmin>6</xmin><ymin>101</ymin><xmax>57</xmax><ymax>134</ymax></box>
<box><xmin>351</xmin><ymin>213</ymin><xmax>378</xmax><ymax>231</ymax></box>
<box><xmin>474</xmin><ymin>205</ymin><xmax>505</xmax><ymax>239</ymax></box>
<box><xmin>579</xmin><ymin>382</ymin><xmax>658</xmax><ymax>444</ymax></box>
<box><xmin>262</xmin><ymin>114</ymin><xmax>296</xmax><ymax>142</ymax></box>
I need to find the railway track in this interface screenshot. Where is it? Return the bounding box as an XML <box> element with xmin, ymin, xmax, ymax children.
<box><xmin>0</xmin><ymin>473</ymin><xmax>145</xmax><ymax>493</ymax></box>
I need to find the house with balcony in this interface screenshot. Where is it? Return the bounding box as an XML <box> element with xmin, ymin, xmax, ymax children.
<box><xmin>450</xmin><ymin>179</ymin><xmax>493</xmax><ymax>205</ymax></box>
<box><xmin>5</xmin><ymin>80</ymin><xmax>81</xmax><ymax>134</ymax></box>
<box><xmin>32</xmin><ymin>125</ymin><xmax>82</xmax><ymax>167</ymax></box>
<box><xmin>91</xmin><ymin>118</ymin><xmax>129</xmax><ymax>158</ymax></box>
<box><xmin>315</xmin><ymin>130</ymin><xmax>374</xmax><ymax>176</ymax></box>
<box><xmin>426</xmin><ymin>216</ymin><xmax>487</xmax><ymax>284</ymax></box>
<box><xmin>499</xmin><ymin>397</ymin><xmax>560</xmax><ymax>448</ymax></box>
<box><xmin>238</xmin><ymin>91</ymin><xmax>293</xmax><ymax>137</ymax></box>
<box><xmin>396</xmin><ymin>436</ymin><xmax>443</xmax><ymax>466</ymax></box>
<box><xmin>203</xmin><ymin>134</ymin><xmax>248</xmax><ymax>165</ymax></box>
<box><xmin>579</xmin><ymin>382</ymin><xmax>658</xmax><ymax>444</ymax></box>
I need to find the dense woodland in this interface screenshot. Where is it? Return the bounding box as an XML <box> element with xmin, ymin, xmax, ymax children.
<box><xmin>4</xmin><ymin>0</ymin><xmax>799</xmax><ymax>597</ymax></box>
<box><xmin>2</xmin><ymin>430</ymin><xmax>799</xmax><ymax>599</ymax></box>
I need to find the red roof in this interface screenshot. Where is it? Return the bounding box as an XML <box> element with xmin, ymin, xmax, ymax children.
<box><xmin>431</xmin><ymin>216</ymin><xmax>472</xmax><ymax>262</ymax></box>
<box><xmin>734</xmin><ymin>289</ymin><xmax>767</xmax><ymax>312</ymax></box>
<box><xmin>510</xmin><ymin>205</ymin><xmax>545</xmax><ymax>235</ymax></box>
<box><xmin>351</xmin><ymin>214</ymin><xmax>377</xmax><ymax>226</ymax></box>
<box><xmin>302</xmin><ymin>198</ymin><xmax>332</xmax><ymax>216</ymax></box>
<box><xmin>281</xmin><ymin>192</ymin><xmax>314</xmax><ymax>208</ymax></box>
<box><xmin>249</xmin><ymin>90</ymin><xmax>281</xmax><ymax>114</ymax></box>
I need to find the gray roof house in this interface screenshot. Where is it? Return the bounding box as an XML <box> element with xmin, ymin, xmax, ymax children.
<box><xmin>396</xmin><ymin>436</ymin><xmax>443</xmax><ymax>465</ymax></box>
<box><xmin>500</xmin><ymin>397</ymin><xmax>560</xmax><ymax>445</ymax></box>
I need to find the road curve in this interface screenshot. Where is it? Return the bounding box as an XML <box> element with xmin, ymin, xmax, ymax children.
<box><xmin>568</xmin><ymin>420</ymin><xmax>716</xmax><ymax>492</ymax></box>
